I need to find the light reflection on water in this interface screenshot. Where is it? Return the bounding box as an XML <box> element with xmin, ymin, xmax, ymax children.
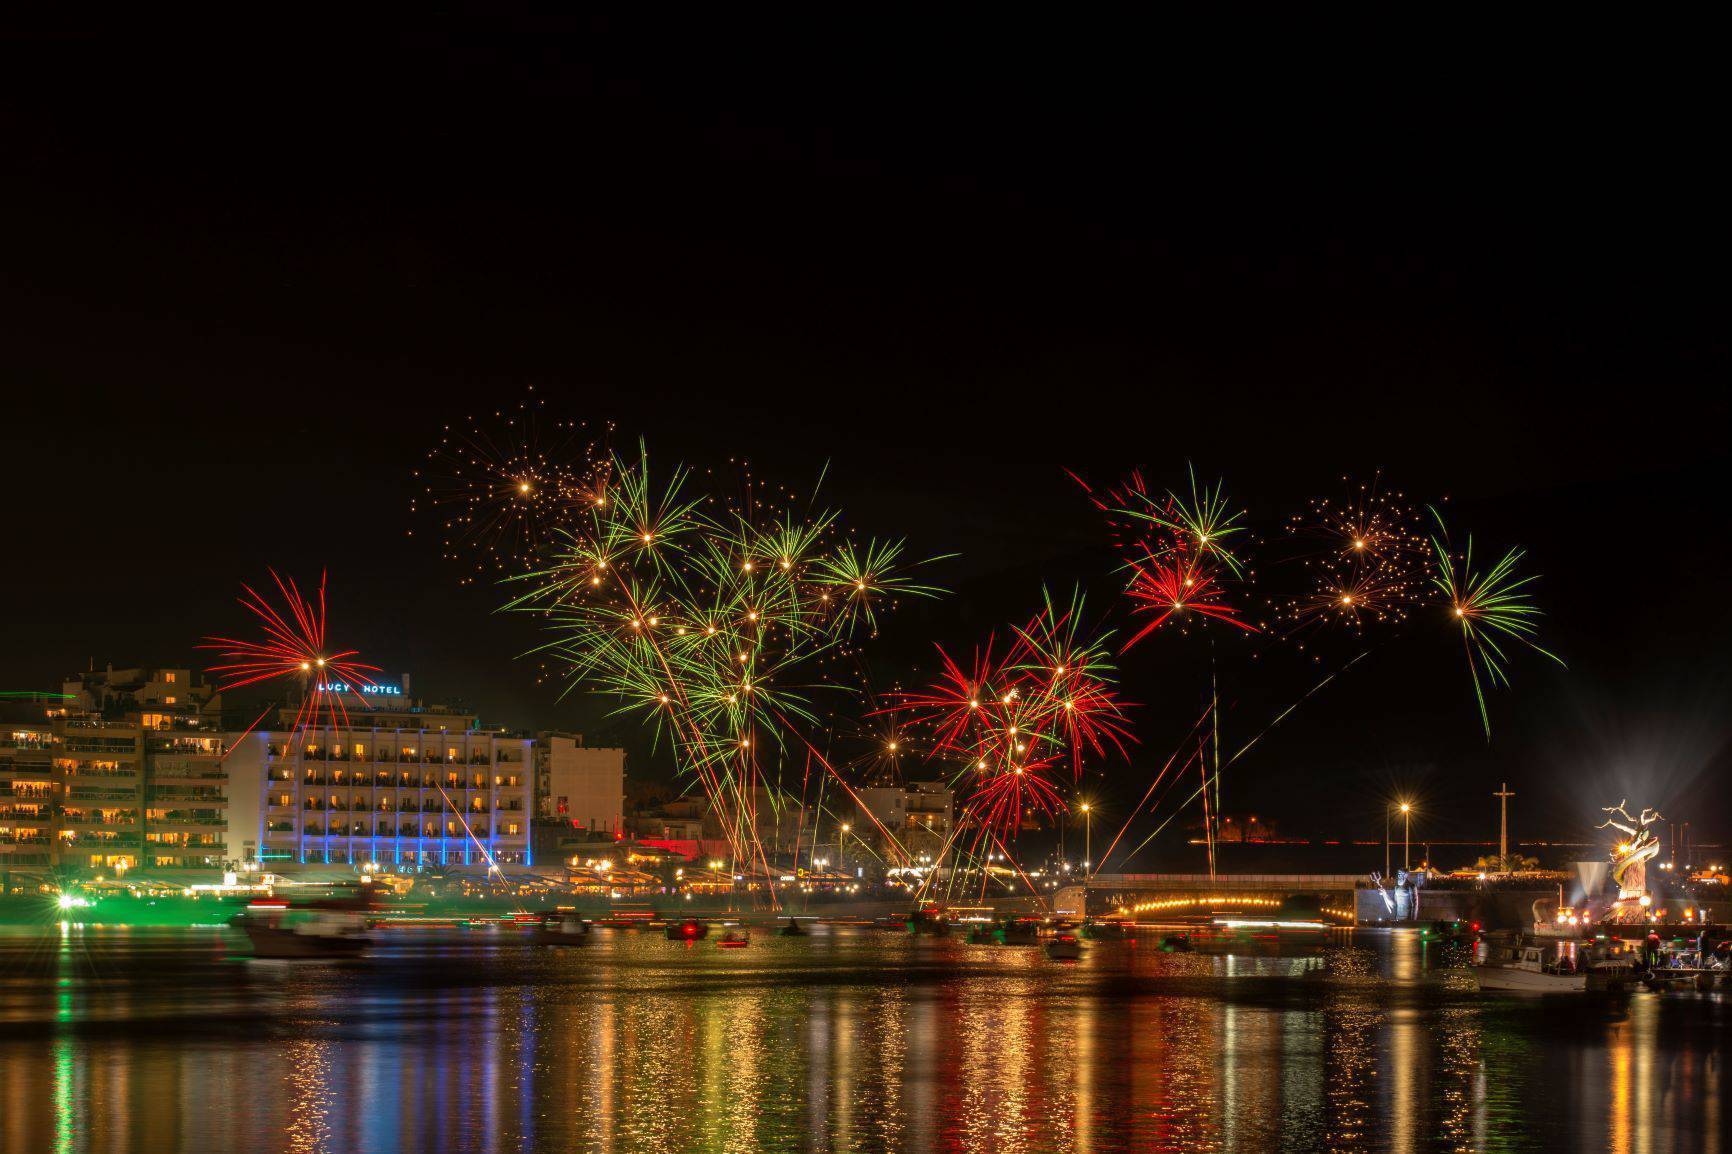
<box><xmin>0</xmin><ymin>926</ymin><xmax>1726</xmax><ymax>1152</ymax></box>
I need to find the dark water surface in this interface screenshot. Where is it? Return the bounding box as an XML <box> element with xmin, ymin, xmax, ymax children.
<box><xmin>0</xmin><ymin>925</ymin><xmax>1724</xmax><ymax>1152</ymax></box>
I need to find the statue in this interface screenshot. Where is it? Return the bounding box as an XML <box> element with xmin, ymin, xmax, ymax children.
<box><xmin>1596</xmin><ymin>800</ymin><xmax>1661</xmax><ymax>922</ymax></box>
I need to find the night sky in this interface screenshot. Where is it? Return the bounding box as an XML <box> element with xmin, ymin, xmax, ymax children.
<box><xmin>5</xmin><ymin>26</ymin><xmax>1727</xmax><ymax>853</ymax></box>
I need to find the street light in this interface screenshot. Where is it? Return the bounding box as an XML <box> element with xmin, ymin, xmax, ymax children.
<box><xmin>840</xmin><ymin>823</ymin><xmax>850</xmax><ymax>875</ymax></box>
<box><xmin>1401</xmin><ymin>802</ymin><xmax>1412</xmax><ymax>871</ymax></box>
<box><xmin>1080</xmin><ymin>803</ymin><xmax>1092</xmax><ymax>875</ymax></box>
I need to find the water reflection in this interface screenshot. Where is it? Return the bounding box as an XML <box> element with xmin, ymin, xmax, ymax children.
<box><xmin>0</xmin><ymin>925</ymin><xmax>1726</xmax><ymax>1152</ymax></box>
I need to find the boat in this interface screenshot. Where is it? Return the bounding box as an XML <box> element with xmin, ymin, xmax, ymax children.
<box><xmin>666</xmin><ymin>917</ymin><xmax>710</xmax><ymax>940</ymax></box>
<box><xmin>1638</xmin><ymin>938</ymin><xmax>1730</xmax><ymax>990</ymax></box>
<box><xmin>1045</xmin><ymin>933</ymin><xmax>1083</xmax><ymax>960</ymax></box>
<box><xmin>241</xmin><ymin>911</ymin><xmax>369</xmax><ymax>959</ymax></box>
<box><xmin>1080</xmin><ymin>920</ymin><xmax>1128</xmax><ymax>941</ymax></box>
<box><xmin>534</xmin><ymin>914</ymin><xmax>589</xmax><ymax>946</ymax></box>
<box><xmin>778</xmin><ymin>917</ymin><xmax>807</xmax><ymax>937</ymax></box>
<box><xmin>1160</xmin><ymin>933</ymin><xmax>1193</xmax><ymax>952</ymax></box>
<box><xmin>1473</xmin><ymin>941</ymin><xmax>1635</xmax><ymax>993</ymax></box>
<box><xmin>717</xmin><ymin>930</ymin><xmax>750</xmax><ymax>949</ymax></box>
<box><xmin>994</xmin><ymin>918</ymin><xmax>1042</xmax><ymax>946</ymax></box>
<box><xmin>905</xmin><ymin>906</ymin><xmax>949</xmax><ymax>936</ymax></box>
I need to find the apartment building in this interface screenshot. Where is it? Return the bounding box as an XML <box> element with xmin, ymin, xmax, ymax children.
<box><xmin>0</xmin><ymin>667</ymin><xmax>227</xmax><ymax>873</ymax></box>
<box><xmin>534</xmin><ymin>732</ymin><xmax>624</xmax><ymax>833</ymax></box>
<box><xmin>854</xmin><ymin>779</ymin><xmax>954</xmax><ymax>864</ymax></box>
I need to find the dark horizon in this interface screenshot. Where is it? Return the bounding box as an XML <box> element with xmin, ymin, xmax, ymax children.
<box><xmin>5</xmin><ymin>26</ymin><xmax>1728</xmax><ymax>852</ymax></box>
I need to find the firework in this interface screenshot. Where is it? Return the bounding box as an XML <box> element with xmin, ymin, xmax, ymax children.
<box><xmin>505</xmin><ymin>441</ymin><xmax>943</xmax><ymax>870</ymax></box>
<box><xmin>201</xmin><ymin>570</ymin><xmax>382</xmax><ymax>752</ymax></box>
<box><xmin>1278</xmin><ymin>475</ymin><xmax>1432</xmax><ymax>633</ymax></box>
<box><xmin>1122</xmin><ymin>555</ymin><xmax>1257</xmax><ymax>646</ymax></box>
<box><xmin>411</xmin><ymin>391</ymin><xmax>612</xmax><ymax>584</ymax></box>
<box><xmin>891</xmin><ymin>589</ymin><xmax>1132</xmax><ymax>847</ymax></box>
<box><xmin>1078</xmin><ymin>465</ymin><xmax>1259</xmax><ymax>647</ymax></box>
<box><xmin>1430</xmin><ymin>514</ymin><xmax>1565</xmax><ymax>738</ymax></box>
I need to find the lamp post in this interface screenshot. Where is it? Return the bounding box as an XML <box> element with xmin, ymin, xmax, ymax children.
<box><xmin>840</xmin><ymin>823</ymin><xmax>850</xmax><ymax>876</ymax></box>
<box><xmin>1401</xmin><ymin>803</ymin><xmax>1412</xmax><ymax>871</ymax></box>
<box><xmin>1385</xmin><ymin>805</ymin><xmax>1392</xmax><ymax>877</ymax></box>
<box><xmin>1081</xmin><ymin>803</ymin><xmax>1092</xmax><ymax>874</ymax></box>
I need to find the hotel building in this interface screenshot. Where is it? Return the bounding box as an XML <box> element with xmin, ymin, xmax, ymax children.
<box><xmin>5</xmin><ymin>664</ymin><xmax>630</xmax><ymax>876</ymax></box>
<box><xmin>220</xmin><ymin>681</ymin><xmax>534</xmax><ymax>868</ymax></box>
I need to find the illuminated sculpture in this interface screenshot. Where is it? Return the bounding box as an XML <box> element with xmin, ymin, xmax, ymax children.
<box><xmin>1596</xmin><ymin>800</ymin><xmax>1662</xmax><ymax>922</ymax></box>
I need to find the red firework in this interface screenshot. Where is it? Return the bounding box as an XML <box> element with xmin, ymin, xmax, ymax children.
<box><xmin>889</xmin><ymin>591</ymin><xmax>1133</xmax><ymax>849</ymax></box>
<box><xmin>201</xmin><ymin>570</ymin><xmax>382</xmax><ymax>751</ymax></box>
<box><xmin>965</xmin><ymin>757</ymin><xmax>1065</xmax><ymax>841</ymax></box>
<box><xmin>1044</xmin><ymin>673</ymin><xmax>1134</xmax><ymax>769</ymax></box>
<box><xmin>1122</xmin><ymin>556</ymin><xmax>1257</xmax><ymax>649</ymax></box>
<box><xmin>888</xmin><ymin>635</ymin><xmax>1027</xmax><ymax>757</ymax></box>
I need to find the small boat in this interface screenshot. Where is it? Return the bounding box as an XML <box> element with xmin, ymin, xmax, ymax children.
<box><xmin>778</xmin><ymin>918</ymin><xmax>807</xmax><ymax>937</ymax></box>
<box><xmin>1474</xmin><ymin>943</ymin><xmax>1585</xmax><ymax>992</ymax></box>
<box><xmin>242</xmin><ymin>912</ymin><xmax>369</xmax><ymax>960</ymax></box>
<box><xmin>1045</xmin><ymin>934</ymin><xmax>1083</xmax><ymax>961</ymax></box>
<box><xmin>717</xmin><ymin>930</ymin><xmax>750</xmax><ymax>949</ymax></box>
<box><xmin>535</xmin><ymin>914</ymin><xmax>589</xmax><ymax>946</ymax></box>
<box><xmin>966</xmin><ymin>924</ymin><xmax>996</xmax><ymax>945</ymax></box>
<box><xmin>906</xmin><ymin>907</ymin><xmax>949</xmax><ymax>936</ymax></box>
<box><xmin>1160</xmin><ymin>933</ymin><xmax>1192</xmax><ymax>952</ymax></box>
<box><xmin>995</xmin><ymin>919</ymin><xmax>1041</xmax><ymax>946</ymax></box>
<box><xmin>1080</xmin><ymin>920</ymin><xmax>1128</xmax><ymax>941</ymax></box>
<box><xmin>1474</xmin><ymin>942</ymin><xmax>1635</xmax><ymax>993</ymax></box>
<box><xmin>666</xmin><ymin>917</ymin><xmax>710</xmax><ymax>941</ymax></box>
<box><xmin>1428</xmin><ymin>918</ymin><xmax>1479</xmax><ymax>940</ymax></box>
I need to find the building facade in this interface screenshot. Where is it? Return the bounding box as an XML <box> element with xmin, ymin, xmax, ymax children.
<box><xmin>3</xmin><ymin>667</ymin><xmax>637</xmax><ymax>876</ymax></box>
<box><xmin>854</xmin><ymin>779</ymin><xmax>954</xmax><ymax>864</ymax></box>
<box><xmin>222</xmin><ymin>690</ymin><xmax>533</xmax><ymax>869</ymax></box>
<box><xmin>0</xmin><ymin>668</ymin><xmax>227</xmax><ymax>875</ymax></box>
<box><xmin>534</xmin><ymin>733</ymin><xmax>625</xmax><ymax>834</ymax></box>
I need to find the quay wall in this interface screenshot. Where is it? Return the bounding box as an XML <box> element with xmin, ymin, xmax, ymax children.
<box><xmin>1356</xmin><ymin>888</ymin><xmax>1559</xmax><ymax>929</ymax></box>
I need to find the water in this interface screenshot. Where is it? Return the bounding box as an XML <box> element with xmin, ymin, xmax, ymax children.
<box><xmin>0</xmin><ymin>925</ymin><xmax>1724</xmax><ymax>1152</ymax></box>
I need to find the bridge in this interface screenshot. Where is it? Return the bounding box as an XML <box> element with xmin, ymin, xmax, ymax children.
<box><xmin>1056</xmin><ymin>872</ymin><xmax>1362</xmax><ymax>923</ymax></box>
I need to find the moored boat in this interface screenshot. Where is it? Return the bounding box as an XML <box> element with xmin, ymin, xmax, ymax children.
<box><xmin>1474</xmin><ymin>941</ymin><xmax>1634</xmax><ymax>993</ymax></box>
<box><xmin>666</xmin><ymin>917</ymin><xmax>710</xmax><ymax>940</ymax></box>
<box><xmin>1045</xmin><ymin>933</ymin><xmax>1083</xmax><ymax>960</ymax></box>
<box><xmin>1080</xmin><ymin>920</ymin><xmax>1128</xmax><ymax>941</ymax></box>
<box><xmin>906</xmin><ymin>906</ymin><xmax>949</xmax><ymax>936</ymax></box>
<box><xmin>535</xmin><ymin>914</ymin><xmax>589</xmax><ymax>946</ymax></box>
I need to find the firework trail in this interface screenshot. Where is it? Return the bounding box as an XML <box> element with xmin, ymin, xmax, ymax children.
<box><xmin>201</xmin><ymin>570</ymin><xmax>382</xmax><ymax>754</ymax></box>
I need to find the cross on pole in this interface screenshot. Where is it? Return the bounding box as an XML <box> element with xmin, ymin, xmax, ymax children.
<box><xmin>1494</xmin><ymin>783</ymin><xmax>1515</xmax><ymax>864</ymax></box>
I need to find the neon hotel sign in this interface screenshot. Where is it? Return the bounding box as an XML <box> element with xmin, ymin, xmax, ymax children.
<box><xmin>316</xmin><ymin>681</ymin><xmax>403</xmax><ymax>696</ymax></box>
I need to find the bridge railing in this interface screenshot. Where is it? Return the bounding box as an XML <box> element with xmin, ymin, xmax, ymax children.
<box><xmin>1087</xmin><ymin>873</ymin><xmax>1362</xmax><ymax>890</ymax></box>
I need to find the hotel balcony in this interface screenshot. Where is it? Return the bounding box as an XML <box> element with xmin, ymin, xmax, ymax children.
<box><xmin>150</xmin><ymin>793</ymin><xmax>227</xmax><ymax>809</ymax></box>
<box><xmin>64</xmin><ymin>817</ymin><xmax>141</xmax><ymax>831</ymax></box>
<box><xmin>151</xmin><ymin>767</ymin><xmax>226</xmax><ymax>785</ymax></box>
<box><xmin>65</xmin><ymin>834</ymin><xmax>142</xmax><ymax>848</ymax></box>
<box><xmin>148</xmin><ymin>816</ymin><xmax>227</xmax><ymax>831</ymax></box>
